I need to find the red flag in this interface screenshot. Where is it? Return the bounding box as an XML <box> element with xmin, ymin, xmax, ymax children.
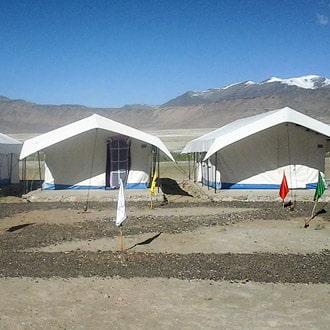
<box><xmin>279</xmin><ymin>172</ymin><xmax>289</xmax><ymax>201</ymax></box>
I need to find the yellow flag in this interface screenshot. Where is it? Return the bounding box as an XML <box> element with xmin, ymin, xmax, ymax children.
<box><xmin>150</xmin><ymin>171</ymin><xmax>158</xmax><ymax>196</ymax></box>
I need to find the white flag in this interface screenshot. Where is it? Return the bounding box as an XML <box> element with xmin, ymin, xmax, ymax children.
<box><xmin>115</xmin><ymin>178</ymin><xmax>127</xmax><ymax>227</ymax></box>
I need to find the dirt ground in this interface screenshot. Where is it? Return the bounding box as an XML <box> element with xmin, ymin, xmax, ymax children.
<box><xmin>0</xmin><ymin>194</ymin><xmax>329</xmax><ymax>329</ymax></box>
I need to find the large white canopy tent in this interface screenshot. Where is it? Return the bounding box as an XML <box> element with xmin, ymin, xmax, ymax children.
<box><xmin>0</xmin><ymin>133</ymin><xmax>22</xmax><ymax>186</ymax></box>
<box><xmin>20</xmin><ymin>114</ymin><xmax>175</xmax><ymax>190</ymax></box>
<box><xmin>182</xmin><ymin>107</ymin><xmax>330</xmax><ymax>190</ymax></box>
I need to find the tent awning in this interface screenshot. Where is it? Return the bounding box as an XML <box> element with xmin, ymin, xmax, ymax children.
<box><xmin>20</xmin><ymin>114</ymin><xmax>175</xmax><ymax>161</ymax></box>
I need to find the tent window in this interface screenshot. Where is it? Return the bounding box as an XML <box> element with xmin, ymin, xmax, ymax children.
<box><xmin>106</xmin><ymin>135</ymin><xmax>131</xmax><ymax>188</ymax></box>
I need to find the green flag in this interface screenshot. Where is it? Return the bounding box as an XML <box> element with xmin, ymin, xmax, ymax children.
<box><xmin>313</xmin><ymin>172</ymin><xmax>325</xmax><ymax>201</ymax></box>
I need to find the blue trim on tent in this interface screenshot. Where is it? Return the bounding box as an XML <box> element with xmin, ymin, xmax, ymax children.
<box><xmin>125</xmin><ymin>182</ymin><xmax>148</xmax><ymax>189</ymax></box>
<box><xmin>42</xmin><ymin>182</ymin><xmax>148</xmax><ymax>190</ymax></box>
<box><xmin>202</xmin><ymin>179</ymin><xmax>318</xmax><ymax>190</ymax></box>
<box><xmin>0</xmin><ymin>178</ymin><xmax>10</xmax><ymax>187</ymax></box>
<box><xmin>221</xmin><ymin>182</ymin><xmax>280</xmax><ymax>189</ymax></box>
<box><xmin>305</xmin><ymin>183</ymin><xmax>317</xmax><ymax>189</ymax></box>
<box><xmin>202</xmin><ymin>178</ymin><xmax>221</xmax><ymax>190</ymax></box>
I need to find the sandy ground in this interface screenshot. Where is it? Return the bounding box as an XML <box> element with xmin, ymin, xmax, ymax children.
<box><xmin>0</xmin><ymin>200</ymin><xmax>329</xmax><ymax>329</ymax></box>
<box><xmin>1</xmin><ymin>277</ymin><xmax>329</xmax><ymax>330</ymax></box>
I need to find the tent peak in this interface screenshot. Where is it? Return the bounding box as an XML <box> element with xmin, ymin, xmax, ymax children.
<box><xmin>20</xmin><ymin>113</ymin><xmax>175</xmax><ymax>162</ymax></box>
<box><xmin>202</xmin><ymin>107</ymin><xmax>330</xmax><ymax>160</ymax></box>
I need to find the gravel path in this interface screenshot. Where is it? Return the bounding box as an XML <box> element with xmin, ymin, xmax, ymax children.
<box><xmin>0</xmin><ymin>200</ymin><xmax>329</xmax><ymax>283</ymax></box>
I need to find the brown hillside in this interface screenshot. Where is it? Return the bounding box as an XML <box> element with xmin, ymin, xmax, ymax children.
<box><xmin>0</xmin><ymin>93</ymin><xmax>329</xmax><ymax>134</ymax></box>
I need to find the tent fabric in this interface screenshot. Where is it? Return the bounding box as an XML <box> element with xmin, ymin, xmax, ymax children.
<box><xmin>0</xmin><ymin>133</ymin><xmax>22</xmax><ymax>185</ymax></box>
<box><xmin>181</xmin><ymin>127</ymin><xmax>224</xmax><ymax>154</ymax></box>
<box><xmin>20</xmin><ymin>114</ymin><xmax>174</xmax><ymax>190</ymax></box>
<box><xmin>181</xmin><ymin>107</ymin><xmax>330</xmax><ymax>156</ymax></box>
<box><xmin>181</xmin><ymin>107</ymin><xmax>330</xmax><ymax>190</ymax></box>
<box><xmin>20</xmin><ymin>114</ymin><xmax>174</xmax><ymax>161</ymax></box>
<box><xmin>204</xmin><ymin>107</ymin><xmax>330</xmax><ymax>160</ymax></box>
<box><xmin>0</xmin><ymin>133</ymin><xmax>22</xmax><ymax>154</ymax></box>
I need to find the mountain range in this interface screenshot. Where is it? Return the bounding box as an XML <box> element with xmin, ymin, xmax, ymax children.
<box><xmin>1</xmin><ymin>75</ymin><xmax>329</xmax><ymax>134</ymax></box>
<box><xmin>163</xmin><ymin>75</ymin><xmax>330</xmax><ymax>106</ymax></box>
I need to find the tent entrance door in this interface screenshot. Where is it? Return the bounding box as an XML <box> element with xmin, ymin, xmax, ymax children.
<box><xmin>106</xmin><ymin>135</ymin><xmax>130</xmax><ymax>189</ymax></box>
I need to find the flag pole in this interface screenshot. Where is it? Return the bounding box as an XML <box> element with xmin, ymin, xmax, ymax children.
<box><xmin>310</xmin><ymin>200</ymin><xmax>318</xmax><ymax>219</ymax></box>
<box><xmin>305</xmin><ymin>171</ymin><xmax>326</xmax><ymax>228</ymax></box>
<box><xmin>305</xmin><ymin>199</ymin><xmax>318</xmax><ymax>228</ymax></box>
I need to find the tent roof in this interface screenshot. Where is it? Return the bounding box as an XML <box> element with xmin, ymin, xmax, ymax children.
<box><xmin>20</xmin><ymin>114</ymin><xmax>175</xmax><ymax>161</ymax></box>
<box><xmin>0</xmin><ymin>132</ymin><xmax>22</xmax><ymax>154</ymax></box>
<box><xmin>181</xmin><ymin>107</ymin><xmax>330</xmax><ymax>159</ymax></box>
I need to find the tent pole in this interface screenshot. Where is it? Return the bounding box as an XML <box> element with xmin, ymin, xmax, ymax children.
<box><xmin>22</xmin><ymin>158</ymin><xmax>27</xmax><ymax>193</ymax></box>
<box><xmin>85</xmin><ymin>128</ymin><xmax>98</xmax><ymax>212</ymax></box>
<box><xmin>151</xmin><ymin>146</ymin><xmax>157</xmax><ymax>186</ymax></box>
<box><xmin>188</xmin><ymin>153</ymin><xmax>191</xmax><ymax>180</ymax></box>
<box><xmin>9</xmin><ymin>153</ymin><xmax>13</xmax><ymax>184</ymax></box>
<box><xmin>286</xmin><ymin>124</ymin><xmax>296</xmax><ymax>208</ymax></box>
<box><xmin>207</xmin><ymin>159</ymin><xmax>210</xmax><ymax>190</ymax></box>
<box><xmin>117</xmin><ymin>138</ymin><xmax>120</xmax><ymax>186</ymax></box>
<box><xmin>37</xmin><ymin>151</ymin><xmax>42</xmax><ymax>181</ymax></box>
<box><xmin>21</xmin><ymin>159</ymin><xmax>24</xmax><ymax>182</ymax></box>
<box><xmin>157</xmin><ymin>148</ymin><xmax>160</xmax><ymax>194</ymax></box>
<box><xmin>193</xmin><ymin>153</ymin><xmax>196</xmax><ymax>182</ymax></box>
<box><xmin>29</xmin><ymin>154</ymin><xmax>34</xmax><ymax>192</ymax></box>
<box><xmin>214</xmin><ymin>152</ymin><xmax>217</xmax><ymax>194</ymax></box>
<box><xmin>201</xmin><ymin>157</ymin><xmax>204</xmax><ymax>187</ymax></box>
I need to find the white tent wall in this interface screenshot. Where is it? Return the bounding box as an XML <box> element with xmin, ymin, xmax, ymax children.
<box><xmin>43</xmin><ymin>130</ymin><xmax>104</xmax><ymax>189</ymax></box>
<box><xmin>203</xmin><ymin>123</ymin><xmax>327</xmax><ymax>189</ymax></box>
<box><xmin>126</xmin><ymin>139</ymin><xmax>152</xmax><ymax>188</ymax></box>
<box><xmin>0</xmin><ymin>153</ymin><xmax>20</xmax><ymax>185</ymax></box>
<box><xmin>42</xmin><ymin>129</ymin><xmax>155</xmax><ymax>190</ymax></box>
<box><xmin>0</xmin><ymin>133</ymin><xmax>22</xmax><ymax>186</ymax></box>
<box><xmin>200</xmin><ymin>158</ymin><xmax>221</xmax><ymax>189</ymax></box>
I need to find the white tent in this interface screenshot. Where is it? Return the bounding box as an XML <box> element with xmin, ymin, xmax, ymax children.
<box><xmin>0</xmin><ymin>133</ymin><xmax>22</xmax><ymax>186</ymax></box>
<box><xmin>20</xmin><ymin>114</ymin><xmax>174</xmax><ymax>190</ymax></box>
<box><xmin>182</xmin><ymin>107</ymin><xmax>330</xmax><ymax>189</ymax></box>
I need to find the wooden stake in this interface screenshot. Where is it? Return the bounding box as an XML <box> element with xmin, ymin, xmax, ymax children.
<box><xmin>119</xmin><ymin>229</ymin><xmax>124</xmax><ymax>251</ymax></box>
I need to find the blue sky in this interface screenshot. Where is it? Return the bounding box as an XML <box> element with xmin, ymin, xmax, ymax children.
<box><xmin>0</xmin><ymin>0</ymin><xmax>329</xmax><ymax>108</ymax></box>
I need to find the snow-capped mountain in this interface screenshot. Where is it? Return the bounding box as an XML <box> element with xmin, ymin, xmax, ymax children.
<box><xmin>162</xmin><ymin>75</ymin><xmax>330</xmax><ymax>107</ymax></box>
<box><xmin>263</xmin><ymin>75</ymin><xmax>330</xmax><ymax>89</ymax></box>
